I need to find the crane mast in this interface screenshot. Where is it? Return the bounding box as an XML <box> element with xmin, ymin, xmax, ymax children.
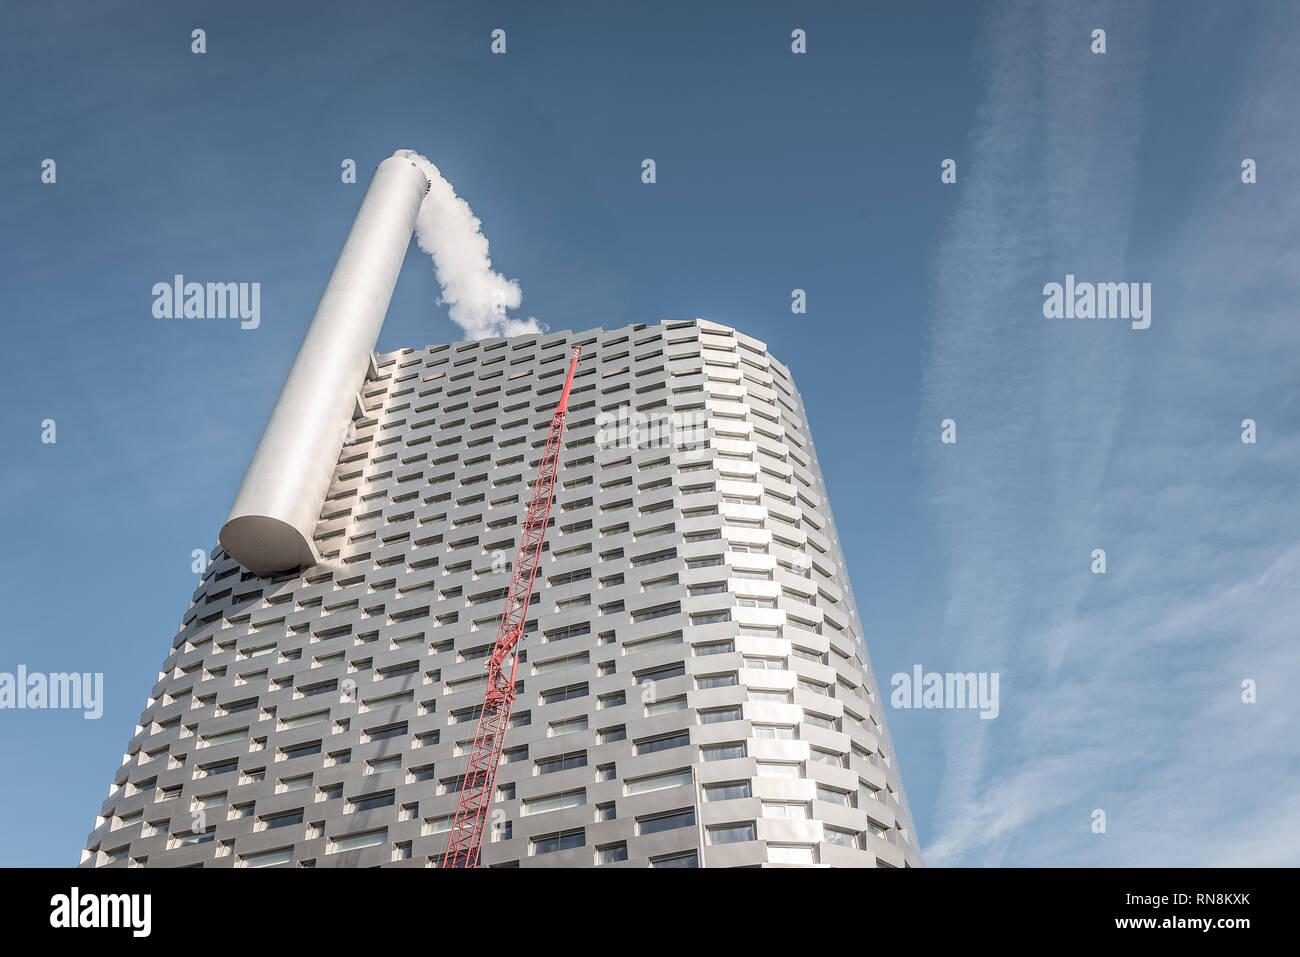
<box><xmin>443</xmin><ymin>345</ymin><xmax>582</xmax><ymax>867</ymax></box>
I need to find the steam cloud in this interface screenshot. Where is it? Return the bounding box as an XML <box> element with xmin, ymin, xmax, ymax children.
<box><xmin>397</xmin><ymin>150</ymin><xmax>544</xmax><ymax>340</ymax></box>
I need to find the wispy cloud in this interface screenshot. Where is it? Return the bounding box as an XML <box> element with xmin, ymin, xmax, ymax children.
<box><xmin>919</xmin><ymin>1</ymin><xmax>1300</xmax><ymax>865</ymax></box>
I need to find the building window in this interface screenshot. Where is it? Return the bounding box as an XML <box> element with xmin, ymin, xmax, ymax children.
<box><xmin>809</xmin><ymin>748</ymin><xmax>844</xmax><ymax>768</ymax></box>
<box><xmin>696</xmin><ymin>673</ymin><xmax>738</xmax><ymax>689</ymax></box>
<box><xmin>596</xmin><ymin>842</ymin><xmax>628</xmax><ymax>865</ymax></box>
<box><xmin>762</xmin><ymin>802</ymin><xmax>808</xmax><ymax>821</ymax></box>
<box><xmin>693</xmin><ymin>640</ymin><xmax>733</xmax><ymax>656</ymax></box>
<box><xmin>756</xmin><ymin>762</ymin><xmax>801</xmax><ymax>779</ymax></box>
<box><xmin>540</xmin><ymin>683</ymin><xmax>588</xmax><ymax>704</ymax></box>
<box><xmin>768</xmin><ymin>845</ymin><xmax>816</xmax><ymax>865</ymax></box>
<box><xmin>637</xmin><ymin>809</ymin><xmax>695</xmax><ymax>835</ymax></box>
<box><xmin>645</xmin><ymin>695</ymin><xmax>687</xmax><ymax>716</ymax></box>
<box><xmin>522</xmin><ymin>790</ymin><xmax>587</xmax><ymax>816</ymax></box>
<box><xmin>241</xmin><ymin>847</ymin><xmax>294</xmax><ymax>868</ymax></box>
<box><xmin>701</xmin><ymin>742</ymin><xmax>745</xmax><ymax>762</ymax></box>
<box><xmin>706</xmin><ymin>823</ymin><xmax>756</xmax><ymax>845</ymax></box>
<box><xmin>531</xmin><ymin>829</ymin><xmax>585</xmax><ymax>855</ymax></box>
<box><xmin>261</xmin><ymin>809</ymin><xmax>305</xmax><ymax>830</ymax></box>
<box><xmin>703</xmin><ymin>782</ymin><xmax>750</xmax><ymax>802</ymax></box>
<box><xmin>598</xmin><ymin>691</ymin><xmax>626</xmax><ymax>709</ymax></box>
<box><xmin>690</xmin><ymin>611</ymin><xmax>730</xmax><ymax>625</ymax></box>
<box><xmin>699</xmin><ymin>706</ymin><xmax>742</xmax><ymax>724</ymax></box>
<box><xmin>329</xmin><ymin>829</ymin><xmax>387</xmax><ymax>854</ymax></box>
<box><xmin>547</xmin><ymin>715</ymin><xmax>589</xmax><ymax>737</ymax></box>
<box><xmin>624</xmin><ymin>769</ymin><xmax>692</xmax><ymax>796</ymax></box>
<box><xmin>824</xmin><ymin>828</ymin><xmax>859</xmax><ymax>849</ymax></box>
<box><xmin>598</xmin><ymin>725</ymin><xmax>627</xmax><ymax>743</ymax></box>
<box><xmin>634</xmin><ymin>731</ymin><xmax>690</xmax><ymax>755</ymax></box>
<box><xmin>635</xmin><ymin>662</ymin><xmax>685</xmax><ymax>683</ymax></box>
<box><xmin>816</xmin><ymin>786</ymin><xmax>852</xmax><ymax>807</ymax></box>
<box><xmin>535</xmin><ymin>752</ymin><xmax>587</xmax><ymax>775</ymax></box>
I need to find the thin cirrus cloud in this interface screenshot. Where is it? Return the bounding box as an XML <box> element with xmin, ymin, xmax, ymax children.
<box><xmin>918</xmin><ymin>0</ymin><xmax>1300</xmax><ymax>866</ymax></box>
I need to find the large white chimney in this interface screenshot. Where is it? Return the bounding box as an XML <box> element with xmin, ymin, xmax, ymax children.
<box><xmin>219</xmin><ymin>151</ymin><xmax>430</xmax><ymax>576</ymax></box>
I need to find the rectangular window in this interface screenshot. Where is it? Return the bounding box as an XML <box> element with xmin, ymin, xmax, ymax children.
<box><xmin>706</xmin><ymin>823</ymin><xmax>756</xmax><ymax>845</ymax></box>
<box><xmin>631</xmin><ymin>549</ymin><xmax>676</xmax><ymax>568</ymax></box>
<box><xmin>645</xmin><ymin>695</ymin><xmax>687</xmax><ymax>716</ymax></box>
<box><xmin>637</xmin><ymin>809</ymin><xmax>695</xmax><ymax>835</ymax></box>
<box><xmin>699</xmin><ymin>706</ymin><xmax>742</xmax><ymax>724</ymax></box>
<box><xmin>365</xmin><ymin>723</ymin><xmax>407</xmax><ymax>742</ymax></box>
<box><xmin>532</xmin><ymin>829</ymin><xmax>585</xmax><ymax>854</ymax></box>
<box><xmin>769</xmin><ymin>845</ymin><xmax>816</xmax><ymax>865</ymax></box>
<box><xmin>688</xmin><ymin>583</ymin><xmax>727</xmax><ymax>596</ymax></box>
<box><xmin>597</xmin><ymin>843</ymin><xmax>628</xmax><ymax>865</ymax></box>
<box><xmin>623</xmin><ymin>631</ymin><xmax>683</xmax><ymax>653</ymax></box>
<box><xmin>690</xmin><ymin>611</ymin><xmax>730</xmax><ymax>625</ymax></box>
<box><xmin>824</xmin><ymin>828</ymin><xmax>858</xmax><ymax>848</ymax></box>
<box><xmin>810</xmin><ymin>748</ymin><xmax>844</xmax><ymax>768</ymax></box>
<box><xmin>696</xmin><ymin>673</ymin><xmax>738</xmax><ymax>689</ymax></box>
<box><xmin>242</xmin><ymin>847</ymin><xmax>293</xmax><ymax>868</ymax></box>
<box><xmin>532</xmin><ymin>652</ymin><xmax>589</xmax><ymax>675</ymax></box>
<box><xmin>280</xmin><ymin>741</ymin><xmax>322</xmax><ymax>760</ymax></box>
<box><xmin>535</xmin><ymin>752</ymin><xmax>587</xmax><ymax>775</ymax></box>
<box><xmin>701</xmin><ymin>742</ymin><xmax>746</xmax><ymax>762</ymax></box>
<box><xmin>350</xmin><ymin>791</ymin><xmax>396</xmax><ymax>813</ymax></box>
<box><xmin>693</xmin><ymin>640</ymin><xmax>734</xmax><ymax>656</ymax></box>
<box><xmin>624</xmin><ymin>769</ymin><xmax>693</xmax><ymax>796</ymax></box>
<box><xmin>703</xmin><ymin>782</ymin><xmax>750</xmax><ymax>802</ymax></box>
<box><xmin>547</xmin><ymin>715</ymin><xmax>588</xmax><ymax>737</ymax></box>
<box><xmin>635</xmin><ymin>731</ymin><xmax>690</xmax><ymax>755</ymax></box>
<box><xmin>330</xmin><ymin>829</ymin><xmax>387</xmax><ymax>853</ymax></box>
<box><xmin>280</xmin><ymin>710</ymin><xmax>329</xmax><ymax>730</ymax></box>
<box><xmin>262</xmin><ymin>809</ymin><xmax>305</xmax><ymax>829</ymax></box>
<box><xmin>202</xmin><ymin>727</ymin><xmax>249</xmax><ymax>747</ymax></box>
<box><xmin>635</xmin><ymin>662</ymin><xmax>685</xmax><ymax>683</ymax></box>
<box><xmin>279</xmin><ymin>774</ymin><xmax>313</xmax><ymax>792</ymax></box>
<box><xmin>631</xmin><ymin>602</ymin><xmax>680</xmax><ymax>623</ymax></box>
<box><xmin>817</xmin><ymin>786</ymin><xmax>852</xmax><ymax>806</ymax></box>
<box><xmin>522</xmin><ymin>790</ymin><xmax>587</xmax><ymax>816</ymax></box>
<box><xmin>540</xmin><ymin>683</ymin><xmax>588</xmax><ymax>704</ymax></box>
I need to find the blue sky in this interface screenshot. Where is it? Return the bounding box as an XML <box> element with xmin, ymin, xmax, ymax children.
<box><xmin>1</xmin><ymin>0</ymin><xmax>1296</xmax><ymax>866</ymax></box>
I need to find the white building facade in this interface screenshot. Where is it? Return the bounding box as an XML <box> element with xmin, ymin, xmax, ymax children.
<box><xmin>81</xmin><ymin>319</ymin><xmax>923</xmax><ymax>868</ymax></box>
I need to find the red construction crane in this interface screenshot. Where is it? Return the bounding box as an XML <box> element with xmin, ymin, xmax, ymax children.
<box><xmin>443</xmin><ymin>344</ymin><xmax>582</xmax><ymax>867</ymax></box>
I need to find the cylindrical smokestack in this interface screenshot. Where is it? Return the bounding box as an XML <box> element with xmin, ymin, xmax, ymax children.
<box><xmin>219</xmin><ymin>151</ymin><xmax>430</xmax><ymax>576</ymax></box>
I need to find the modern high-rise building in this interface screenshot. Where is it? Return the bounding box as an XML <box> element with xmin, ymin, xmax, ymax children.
<box><xmin>79</xmin><ymin>319</ymin><xmax>923</xmax><ymax>868</ymax></box>
<box><xmin>79</xmin><ymin>155</ymin><xmax>923</xmax><ymax>868</ymax></box>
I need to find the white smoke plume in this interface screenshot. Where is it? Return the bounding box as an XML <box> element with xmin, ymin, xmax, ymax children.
<box><xmin>397</xmin><ymin>150</ymin><xmax>544</xmax><ymax>340</ymax></box>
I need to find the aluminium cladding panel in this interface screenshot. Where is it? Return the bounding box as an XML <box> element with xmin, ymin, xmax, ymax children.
<box><xmin>80</xmin><ymin>319</ymin><xmax>923</xmax><ymax>869</ymax></box>
<box><xmin>219</xmin><ymin>152</ymin><xmax>431</xmax><ymax>577</ymax></box>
